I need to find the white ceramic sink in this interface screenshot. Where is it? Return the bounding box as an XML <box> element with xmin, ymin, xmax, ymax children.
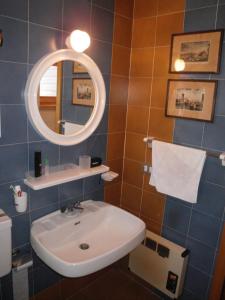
<box><xmin>31</xmin><ymin>200</ymin><xmax>145</xmax><ymax>277</ymax></box>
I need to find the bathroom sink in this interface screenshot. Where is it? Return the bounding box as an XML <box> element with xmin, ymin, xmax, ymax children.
<box><xmin>31</xmin><ymin>200</ymin><xmax>145</xmax><ymax>277</ymax></box>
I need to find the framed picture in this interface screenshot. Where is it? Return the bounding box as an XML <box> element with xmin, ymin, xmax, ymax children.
<box><xmin>169</xmin><ymin>30</ymin><xmax>223</xmax><ymax>73</ymax></box>
<box><xmin>165</xmin><ymin>79</ymin><xmax>217</xmax><ymax>122</ymax></box>
<box><xmin>72</xmin><ymin>79</ymin><xmax>95</xmax><ymax>106</ymax></box>
<box><xmin>73</xmin><ymin>61</ymin><xmax>88</xmax><ymax>73</ymax></box>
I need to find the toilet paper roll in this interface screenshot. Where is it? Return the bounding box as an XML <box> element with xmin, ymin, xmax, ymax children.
<box><xmin>12</xmin><ymin>268</ymin><xmax>29</xmax><ymax>300</ymax></box>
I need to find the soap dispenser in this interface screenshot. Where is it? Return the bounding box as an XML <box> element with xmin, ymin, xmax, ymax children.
<box><xmin>0</xmin><ymin>209</ymin><xmax>12</xmax><ymax>277</ymax></box>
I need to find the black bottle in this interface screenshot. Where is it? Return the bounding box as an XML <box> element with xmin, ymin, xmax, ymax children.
<box><xmin>34</xmin><ymin>151</ymin><xmax>42</xmax><ymax>177</ymax></box>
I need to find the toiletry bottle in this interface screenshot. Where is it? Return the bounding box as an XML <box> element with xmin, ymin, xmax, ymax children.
<box><xmin>43</xmin><ymin>157</ymin><xmax>50</xmax><ymax>176</ymax></box>
<box><xmin>34</xmin><ymin>151</ymin><xmax>42</xmax><ymax>177</ymax></box>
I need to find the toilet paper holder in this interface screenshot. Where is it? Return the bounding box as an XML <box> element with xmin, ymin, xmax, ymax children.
<box><xmin>12</xmin><ymin>254</ymin><xmax>33</xmax><ymax>272</ymax></box>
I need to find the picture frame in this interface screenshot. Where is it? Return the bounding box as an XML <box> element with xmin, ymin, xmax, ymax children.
<box><xmin>169</xmin><ymin>29</ymin><xmax>224</xmax><ymax>73</ymax></box>
<box><xmin>165</xmin><ymin>79</ymin><xmax>217</xmax><ymax>122</ymax></box>
<box><xmin>72</xmin><ymin>78</ymin><xmax>95</xmax><ymax>106</ymax></box>
<box><xmin>73</xmin><ymin>61</ymin><xmax>88</xmax><ymax>73</ymax></box>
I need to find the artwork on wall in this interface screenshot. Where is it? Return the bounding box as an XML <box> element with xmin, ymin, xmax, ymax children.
<box><xmin>165</xmin><ymin>79</ymin><xmax>217</xmax><ymax>122</ymax></box>
<box><xmin>73</xmin><ymin>61</ymin><xmax>88</xmax><ymax>73</ymax></box>
<box><xmin>72</xmin><ymin>79</ymin><xmax>95</xmax><ymax>106</ymax></box>
<box><xmin>169</xmin><ymin>29</ymin><xmax>224</xmax><ymax>73</ymax></box>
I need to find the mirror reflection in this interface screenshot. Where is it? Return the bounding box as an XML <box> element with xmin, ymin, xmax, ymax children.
<box><xmin>38</xmin><ymin>60</ymin><xmax>95</xmax><ymax>135</ymax></box>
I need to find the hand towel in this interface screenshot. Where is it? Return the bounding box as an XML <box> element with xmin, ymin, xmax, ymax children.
<box><xmin>150</xmin><ymin>141</ymin><xmax>206</xmax><ymax>203</ymax></box>
<box><xmin>64</xmin><ymin>122</ymin><xmax>83</xmax><ymax>135</ymax></box>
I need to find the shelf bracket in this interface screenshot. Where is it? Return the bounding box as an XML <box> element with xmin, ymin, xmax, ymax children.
<box><xmin>143</xmin><ymin>136</ymin><xmax>154</xmax><ymax>148</ymax></box>
<box><xmin>219</xmin><ymin>152</ymin><xmax>225</xmax><ymax>166</ymax></box>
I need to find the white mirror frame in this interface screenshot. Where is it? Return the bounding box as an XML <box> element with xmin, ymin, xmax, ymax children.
<box><xmin>25</xmin><ymin>49</ymin><xmax>106</xmax><ymax>146</ymax></box>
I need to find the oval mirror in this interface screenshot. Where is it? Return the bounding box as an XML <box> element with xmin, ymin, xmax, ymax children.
<box><xmin>25</xmin><ymin>49</ymin><xmax>106</xmax><ymax>146</ymax></box>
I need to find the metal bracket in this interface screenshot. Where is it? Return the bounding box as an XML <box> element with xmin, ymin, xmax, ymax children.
<box><xmin>143</xmin><ymin>164</ymin><xmax>152</xmax><ymax>174</ymax></box>
<box><xmin>143</xmin><ymin>136</ymin><xmax>154</xmax><ymax>148</ymax></box>
<box><xmin>219</xmin><ymin>152</ymin><xmax>225</xmax><ymax>166</ymax></box>
<box><xmin>0</xmin><ymin>30</ymin><xmax>3</xmax><ymax>47</ymax></box>
<box><xmin>12</xmin><ymin>254</ymin><xmax>33</xmax><ymax>272</ymax></box>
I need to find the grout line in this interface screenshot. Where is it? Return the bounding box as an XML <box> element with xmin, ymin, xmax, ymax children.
<box><xmin>0</xmin><ymin>141</ymin><xmax>28</xmax><ymax>147</ymax></box>
<box><xmin>138</xmin><ymin>13</ymin><xmax>158</xmax><ymax>218</ymax></box>
<box><xmin>188</xmin><ymin>263</ymin><xmax>213</xmax><ymax>278</ymax></box>
<box><xmin>164</xmin><ymin>223</ymin><xmax>217</xmax><ymax>251</ymax></box>
<box><xmin>185</xmin><ymin>4</ymin><xmax>220</xmax><ymax>13</ymax></box>
<box><xmin>28</xmin><ymin>21</ymin><xmax>63</xmax><ymax>32</ymax></box>
<box><xmin>133</xmin><ymin>10</ymin><xmax>185</xmax><ymax>21</ymax></box>
<box><xmin>92</xmin><ymin>3</ymin><xmax>114</xmax><ymax>14</ymax></box>
<box><xmin>112</xmin><ymin>41</ymin><xmax>133</xmax><ymax>50</ymax></box>
<box><xmin>204</xmin><ymin>179</ymin><xmax>225</xmax><ymax>190</ymax></box>
<box><xmin>61</xmin><ymin>0</ymin><xmax>64</xmax><ymax>42</ymax></box>
<box><xmin>0</xmin><ymin>59</ymin><xmax>27</xmax><ymax>65</ymax></box>
<box><xmin>0</xmin><ymin>104</ymin><xmax>25</xmax><ymax>106</ymax></box>
<box><xmin>90</xmin><ymin>0</ymin><xmax>93</xmax><ymax>37</ymax></box>
<box><xmin>115</xmin><ymin>12</ymin><xmax>133</xmax><ymax>21</ymax></box>
<box><xmin>119</xmin><ymin>0</ymin><xmax>134</xmax><ymax>207</ymax></box>
<box><xmin>104</xmin><ymin>0</ymin><xmax>116</xmax><ymax>167</ymax></box>
<box><xmin>214</xmin><ymin>0</ymin><xmax>220</xmax><ymax>29</ymax></box>
<box><xmin>184</xmin><ymin>204</ymin><xmax>193</xmax><ymax>248</ymax></box>
<box><xmin>0</xmin><ymin>14</ymin><xmax>27</xmax><ymax>23</ymax></box>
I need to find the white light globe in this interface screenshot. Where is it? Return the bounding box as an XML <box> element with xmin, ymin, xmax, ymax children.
<box><xmin>174</xmin><ymin>58</ymin><xmax>186</xmax><ymax>72</ymax></box>
<box><xmin>69</xmin><ymin>30</ymin><xmax>91</xmax><ymax>53</ymax></box>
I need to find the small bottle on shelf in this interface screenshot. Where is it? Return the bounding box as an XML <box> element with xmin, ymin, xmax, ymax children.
<box><xmin>42</xmin><ymin>157</ymin><xmax>50</xmax><ymax>176</ymax></box>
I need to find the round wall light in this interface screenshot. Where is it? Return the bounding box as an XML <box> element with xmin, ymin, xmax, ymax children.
<box><xmin>66</xmin><ymin>30</ymin><xmax>91</xmax><ymax>53</ymax></box>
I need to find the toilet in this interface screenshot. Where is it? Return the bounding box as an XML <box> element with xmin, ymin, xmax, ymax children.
<box><xmin>0</xmin><ymin>209</ymin><xmax>12</xmax><ymax>277</ymax></box>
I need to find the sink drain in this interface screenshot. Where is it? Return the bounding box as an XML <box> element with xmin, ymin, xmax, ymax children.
<box><xmin>79</xmin><ymin>243</ymin><xmax>89</xmax><ymax>250</ymax></box>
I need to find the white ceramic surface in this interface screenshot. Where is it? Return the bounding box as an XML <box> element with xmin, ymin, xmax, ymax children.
<box><xmin>25</xmin><ymin>49</ymin><xmax>106</xmax><ymax>146</ymax></box>
<box><xmin>24</xmin><ymin>164</ymin><xmax>109</xmax><ymax>190</ymax></box>
<box><xmin>31</xmin><ymin>200</ymin><xmax>145</xmax><ymax>277</ymax></box>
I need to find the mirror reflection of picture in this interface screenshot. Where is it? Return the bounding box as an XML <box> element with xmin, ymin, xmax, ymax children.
<box><xmin>73</xmin><ymin>62</ymin><xmax>87</xmax><ymax>73</ymax></box>
<box><xmin>37</xmin><ymin>60</ymin><xmax>95</xmax><ymax>136</ymax></box>
<box><xmin>166</xmin><ymin>79</ymin><xmax>217</xmax><ymax>122</ymax></box>
<box><xmin>73</xmin><ymin>79</ymin><xmax>95</xmax><ymax>106</ymax></box>
<box><xmin>170</xmin><ymin>29</ymin><xmax>223</xmax><ymax>73</ymax></box>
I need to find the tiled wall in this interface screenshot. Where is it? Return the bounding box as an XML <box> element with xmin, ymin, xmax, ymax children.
<box><xmin>121</xmin><ymin>0</ymin><xmax>185</xmax><ymax>234</ymax></box>
<box><xmin>0</xmin><ymin>0</ymin><xmax>225</xmax><ymax>299</ymax></box>
<box><xmin>121</xmin><ymin>1</ymin><xmax>225</xmax><ymax>300</ymax></box>
<box><xmin>0</xmin><ymin>0</ymin><xmax>114</xmax><ymax>299</ymax></box>
<box><xmin>162</xmin><ymin>1</ymin><xmax>225</xmax><ymax>300</ymax></box>
<box><xmin>104</xmin><ymin>0</ymin><xmax>133</xmax><ymax>206</ymax></box>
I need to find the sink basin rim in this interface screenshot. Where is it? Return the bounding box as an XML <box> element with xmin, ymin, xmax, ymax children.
<box><xmin>31</xmin><ymin>200</ymin><xmax>146</xmax><ymax>277</ymax></box>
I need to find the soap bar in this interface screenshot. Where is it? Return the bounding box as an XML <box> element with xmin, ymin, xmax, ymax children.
<box><xmin>91</xmin><ymin>157</ymin><xmax>102</xmax><ymax>168</ymax></box>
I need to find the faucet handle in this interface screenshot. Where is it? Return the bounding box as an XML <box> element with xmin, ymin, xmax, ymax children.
<box><xmin>73</xmin><ymin>200</ymin><xmax>83</xmax><ymax>210</ymax></box>
<box><xmin>60</xmin><ymin>205</ymin><xmax>67</xmax><ymax>213</ymax></box>
<box><xmin>73</xmin><ymin>200</ymin><xmax>81</xmax><ymax>207</ymax></box>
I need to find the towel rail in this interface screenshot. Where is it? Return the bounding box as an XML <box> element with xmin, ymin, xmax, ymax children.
<box><xmin>143</xmin><ymin>136</ymin><xmax>225</xmax><ymax>166</ymax></box>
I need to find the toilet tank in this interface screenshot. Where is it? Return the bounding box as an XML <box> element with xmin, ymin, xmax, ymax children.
<box><xmin>0</xmin><ymin>209</ymin><xmax>12</xmax><ymax>277</ymax></box>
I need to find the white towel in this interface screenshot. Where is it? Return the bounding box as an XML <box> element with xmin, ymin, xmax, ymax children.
<box><xmin>64</xmin><ymin>122</ymin><xmax>84</xmax><ymax>135</ymax></box>
<box><xmin>150</xmin><ymin>141</ymin><xmax>206</xmax><ymax>203</ymax></box>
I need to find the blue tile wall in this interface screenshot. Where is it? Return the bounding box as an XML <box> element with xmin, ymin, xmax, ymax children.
<box><xmin>163</xmin><ymin>2</ymin><xmax>225</xmax><ymax>299</ymax></box>
<box><xmin>0</xmin><ymin>0</ymin><xmax>114</xmax><ymax>299</ymax></box>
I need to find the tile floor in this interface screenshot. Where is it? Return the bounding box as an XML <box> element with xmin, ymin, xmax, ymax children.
<box><xmin>68</xmin><ymin>268</ymin><xmax>160</xmax><ymax>300</ymax></box>
<box><xmin>33</xmin><ymin>265</ymin><xmax>162</xmax><ymax>300</ymax></box>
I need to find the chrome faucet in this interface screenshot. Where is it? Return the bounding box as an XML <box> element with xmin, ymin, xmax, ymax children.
<box><xmin>60</xmin><ymin>200</ymin><xmax>83</xmax><ymax>215</ymax></box>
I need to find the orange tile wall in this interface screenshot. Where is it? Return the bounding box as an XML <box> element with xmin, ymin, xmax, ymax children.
<box><xmin>121</xmin><ymin>0</ymin><xmax>185</xmax><ymax>235</ymax></box>
<box><xmin>104</xmin><ymin>0</ymin><xmax>134</xmax><ymax>206</ymax></box>
<box><xmin>105</xmin><ymin>0</ymin><xmax>185</xmax><ymax>235</ymax></box>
